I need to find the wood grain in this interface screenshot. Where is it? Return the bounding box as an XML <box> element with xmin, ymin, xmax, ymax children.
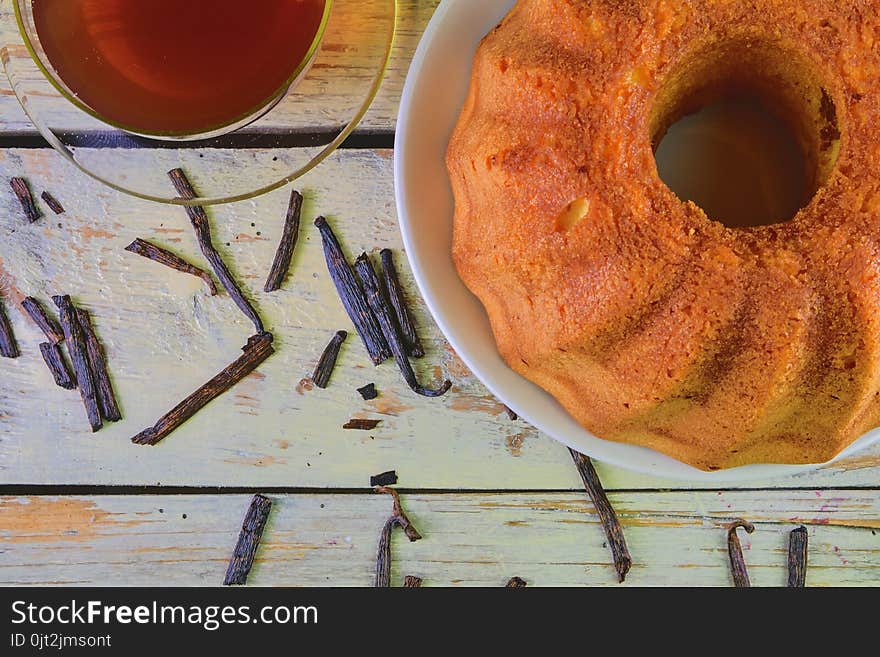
<box><xmin>0</xmin><ymin>1</ymin><xmax>441</xmax><ymax>136</ymax></box>
<box><xmin>1</xmin><ymin>492</ymin><xmax>877</xmax><ymax>586</ymax></box>
<box><xmin>2</xmin><ymin>147</ymin><xmax>880</xmax><ymax>489</ymax></box>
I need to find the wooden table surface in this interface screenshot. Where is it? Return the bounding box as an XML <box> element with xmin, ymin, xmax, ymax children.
<box><xmin>0</xmin><ymin>0</ymin><xmax>878</xmax><ymax>587</ymax></box>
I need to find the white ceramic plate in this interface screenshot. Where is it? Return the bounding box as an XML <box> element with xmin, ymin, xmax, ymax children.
<box><xmin>393</xmin><ymin>0</ymin><xmax>880</xmax><ymax>482</ymax></box>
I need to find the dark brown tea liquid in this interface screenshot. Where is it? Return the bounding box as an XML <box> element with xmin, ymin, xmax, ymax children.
<box><xmin>32</xmin><ymin>0</ymin><xmax>327</xmax><ymax>136</ymax></box>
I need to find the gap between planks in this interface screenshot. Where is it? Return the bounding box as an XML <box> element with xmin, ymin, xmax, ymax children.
<box><xmin>0</xmin><ymin>131</ymin><xmax>396</xmax><ymax>151</ymax></box>
<box><xmin>1</xmin><ymin>485</ymin><xmax>879</xmax><ymax>496</ymax></box>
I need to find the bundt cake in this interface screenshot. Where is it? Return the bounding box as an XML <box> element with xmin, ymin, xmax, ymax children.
<box><xmin>446</xmin><ymin>0</ymin><xmax>880</xmax><ymax>471</ymax></box>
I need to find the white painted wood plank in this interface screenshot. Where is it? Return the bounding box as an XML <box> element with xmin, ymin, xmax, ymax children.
<box><xmin>1</xmin><ymin>492</ymin><xmax>877</xmax><ymax>586</ymax></box>
<box><xmin>1</xmin><ymin>147</ymin><xmax>880</xmax><ymax>489</ymax></box>
<box><xmin>0</xmin><ymin>0</ymin><xmax>439</xmax><ymax>135</ymax></box>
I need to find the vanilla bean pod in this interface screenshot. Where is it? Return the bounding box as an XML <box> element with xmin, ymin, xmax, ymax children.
<box><xmin>375</xmin><ymin>486</ymin><xmax>422</xmax><ymax>587</ymax></box>
<box><xmin>125</xmin><ymin>238</ymin><xmax>217</xmax><ymax>295</ymax></box>
<box><xmin>76</xmin><ymin>308</ymin><xmax>121</xmax><ymax>422</ymax></box>
<box><xmin>726</xmin><ymin>519</ymin><xmax>755</xmax><ymax>588</ymax></box>
<box><xmin>569</xmin><ymin>448</ymin><xmax>632</xmax><ymax>582</ymax></box>
<box><xmin>264</xmin><ymin>189</ymin><xmax>303</xmax><ymax>293</ymax></box>
<box><xmin>40</xmin><ymin>191</ymin><xmax>64</xmax><ymax>215</ymax></box>
<box><xmin>357</xmin><ymin>383</ymin><xmax>378</xmax><ymax>400</ymax></box>
<box><xmin>22</xmin><ymin>296</ymin><xmax>75</xmax><ymax>386</ymax></box>
<box><xmin>0</xmin><ymin>299</ymin><xmax>19</xmax><ymax>358</ymax></box>
<box><xmin>787</xmin><ymin>525</ymin><xmax>808</xmax><ymax>588</ymax></box>
<box><xmin>370</xmin><ymin>470</ymin><xmax>398</xmax><ymax>487</ymax></box>
<box><xmin>21</xmin><ymin>296</ymin><xmax>64</xmax><ymax>344</ymax></box>
<box><xmin>168</xmin><ymin>168</ymin><xmax>264</xmax><ymax>333</ymax></box>
<box><xmin>344</xmin><ymin>418</ymin><xmax>381</xmax><ymax>431</ymax></box>
<box><xmin>355</xmin><ymin>253</ymin><xmax>451</xmax><ymax>398</ymax></box>
<box><xmin>224</xmin><ymin>494</ymin><xmax>272</xmax><ymax>586</ymax></box>
<box><xmin>10</xmin><ymin>177</ymin><xmax>41</xmax><ymax>222</ymax></box>
<box><xmin>53</xmin><ymin>295</ymin><xmax>101</xmax><ymax>431</ymax></box>
<box><xmin>132</xmin><ymin>332</ymin><xmax>274</xmax><ymax>446</ymax></box>
<box><xmin>379</xmin><ymin>249</ymin><xmax>424</xmax><ymax>358</ymax></box>
<box><xmin>314</xmin><ymin>217</ymin><xmax>389</xmax><ymax>365</ymax></box>
<box><xmin>310</xmin><ymin>330</ymin><xmax>347</xmax><ymax>389</ymax></box>
<box><xmin>39</xmin><ymin>342</ymin><xmax>75</xmax><ymax>389</ymax></box>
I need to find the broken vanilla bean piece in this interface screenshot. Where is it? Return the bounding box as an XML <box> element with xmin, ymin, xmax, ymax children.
<box><xmin>76</xmin><ymin>308</ymin><xmax>121</xmax><ymax>422</ymax></box>
<box><xmin>53</xmin><ymin>295</ymin><xmax>101</xmax><ymax>432</ymax></box>
<box><xmin>39</xmin><ymin>342</ymin><xmax>76</xmax><ymax>389</ymax></box>
<box><xmin>726</xmin><ymin>519</ymin><xmax>755</xmax><ymax>588</ymax></box>
<box><xmin>569</xmin><ymin>449</ymin><xmax>632</xmax><ymax>583</ymax></box>
<box><xmin>357</xmin><ymin>383</ymin><xmax>378</xmax><ymax>400</ymax></box>
<box><xmin>375</xmin><ymin>486</ymin><xmax>422</xmax><ymax>587</ymax></box>
<box><xmin>403</xmin><ymin>576</ymin><xmax>423</xmax><ymax>588</ymax></box>
<box><xmin>21</xmin><ymin>297</ymin><xmax>64</xmax><ymax>344</ymax></box>
<box><xmin>224</xmin><ymin>494</ymin><xmax>272</xmax><ymax>586</ymax></box>
<box><xmin>355</xmin><ymin>253</ymin><xmax>451</xmax><ymax>398</ymax></box>
<box><xmin>315</xmin><ymin>217</ymin><xmax>390</xmax><ymax>365</ymax></box>
<box><xmin>370</xmin><ymin>470</ymin><xmax>398</xmax><ymax>487</ymax></box>
<box><xmin>0</xmin><ymin>299</ymin><xmax>20</xmax><ymax>358</ymax></box>
<box><xmin>787</xmin><ymin>525</ymin><xmax>808</xmax><ymax>588</ymax></box>
<box><xmin>344</xmin><ymin>418</ymin><xmax>381</xmax><ymax>431</ymax></box>
<box><xmin>310</xmin><ymin>330</ymin><xmax>347</xmax><ymax>389</ymax></box>
<box><xmin>125</xmin><ymin>238</ymin><xmax>217</xmax><ymax>295</ymax></box>
<box><xmin>168</xmin><ymin>168</ymin><xmax>264</xmax><ymax>333</ymax></box>
<box><xmin>506</xmin><ymin>577</ymin><xmax>528</xmax><ymax>588</ymax></box>
<box><xmin>40</xmin><ymin>191</ymin><xmax>65</xmax><ymax>215</ymax></box>
<box><xmin>10</xmin><ymin>177</ymin><xmax>41</xmax><ymax>222</ymax></box>
<box><xmin>132</xmin><ymin>332</ymin><xmax>274</xmax><ymax>446</ymax></box>
<box><xmin>264</xmin><ymin>189</ymin><xmax>303</xmax><ymax>293</ymax></box>
<box><xmin>379</xmin><ymin>249</ymin><xmax>424</xmax><ymax>358</ymax></box>
<box><xmin>23</xmin><ymin>296</ymin><xmax>74</xmax><ymax>388</ymax></box>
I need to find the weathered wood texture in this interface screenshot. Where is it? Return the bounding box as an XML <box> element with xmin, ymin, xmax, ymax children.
<box><xmin>1</xmin><ymin>493</ymin><xmax>876</xmax><ymax>586</ymax></box>
<box><xmin>0</xmin><ymin>1</ymin><xmax>439</xmax><ymax>136</ymax></box>
<box><xmin>2</xmin><ymin>147</ymin><xmax>880</xmax><ymax>489</ymax></box>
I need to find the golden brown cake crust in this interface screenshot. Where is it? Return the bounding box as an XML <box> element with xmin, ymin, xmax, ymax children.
<box><xmin>446</xmin><ymin>0</ymin><xmax>880</xmax><ymax>470</ymax></box>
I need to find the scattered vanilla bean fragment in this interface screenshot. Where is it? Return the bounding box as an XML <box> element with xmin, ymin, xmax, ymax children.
<box><xmin>726</xmin><ymin>519</ymin><xmax>755</xmax><ymax>588</ymax></box>
<box><xmin>132</xmin><ymin>332</ymin><xmax>274</xmax><ymax>446</ymax></box>
<box><xmin>168</xmin><ymin>168</ymin><xmax>264</xmax><ymax>333</ymax></box>
<box><xmin>370</xmin><ymin>470</ymin><xmax>398</xmax><ymax>487</ymax></box>
<box><xmin>505</xmin><ymin>405</ymin><xmax>518</xmax><ymax>421</ymax></box>
<box><xmin>355</xmin><ymin>253</ymin><xmax>451</xmax><ymax>398</ymax></box>
<box><xmin>311</xmin><ymin>330</ymin><xmax>347</xmax><ymax>389</ymax></box>
<box><xmin>569</xmin><ymin>448</ymin><xmax>632</xmax><ymax>583</ymax></box>
<box><xmin>0</xmin><ymin>299</ymin><xmax>20</xmax><ymax>358</ymax></box>
<box><xmin>506</xmin><ymin>577</ymin><xmax>528</xmax><ymax>588</ymax></box>
<box><xmin>224</xmin><ymin>494</ymin><xmax>272</xmax><ymax>586</ymax></box>
<box><xmin>314</xmin><ymin>217</ymin><xmax>390</xmax><ymax>365</ymax></box>
<box><xmin>125</xmin><ymin>238</ymin><xmax>217</xmax><ymax>295</ymax></box>
<box><xmin>40</xmin><ymin>191</ymin><xmax>65</xmax><ymax>215</ymax></box>
<box><xmin>10</xmin><ymin>177</ymin><xmax>41</xmax><ymax>222</ymax></box>
<box><xmin>379</xmin><ymin>249</ymin><xmax>424</xmax><ymax>358</ymax></box>
<box><xmin>22</xmin><ymin>297</ymin><xmax>74</xmax><ymax>386</ymax></box>
<box><xmin>263</xmin><ymin>189</ymin><xmax>303</xmax><ymax>293</ymax></box>
<box><xmin>787</xmin><ymin>525</ymin><xmax>808</xmax><ymax>588</ymax></box>
<box><xmin>39</xmin><ymin>342</ymin><xmax>76</xmax><ymax>389</ymax></box>
<box><xmin>374</xmin><ymin>486</ymin><xmax>422</xmax><ymax>587</ymax></box>
<box><xmin>21</xmin><ymin>297</ymin><xmax>64</xmax><ymax>344</ymax></box>
<box><xmin>53</xmin><ymin>295</ymin><xmax>101</xmax><ymax>432</ymax></box>
<box><xmin>76</xmin><ymin>308</ymin><xmax>121</xmax><ymax>422</ymax></box>
<box><xmin>403</xmin><ymin>575</ymin><xmax>423</xmax><ymax>588</ymax></box>
<box><xmin>357</xmin><ymin>382</ymin><xmax>378</xmax><ymax>400</ymax></box>
<box><xmin>344</xmin><ymin>418</ymin><xmax>381</xmax><ymax>431</ymax></box>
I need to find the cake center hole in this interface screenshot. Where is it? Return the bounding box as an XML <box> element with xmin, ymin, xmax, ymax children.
<box><xmin>650</xmin><ymin>40</ymin><xmax>841</xmax><ymax>229</ymax></box>
<box><xmin>655</xmin><ymin>95</ymin><xmax>807</xmax><ymax>228</ymax></box>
